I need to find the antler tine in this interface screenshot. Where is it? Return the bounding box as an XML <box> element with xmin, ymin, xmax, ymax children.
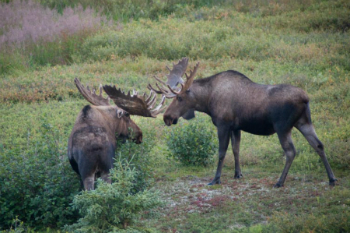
<box><xmin>167</xmin><ymin>84</ymin><xmax>182</xmax><ymax>95</ymax></box>
<box><xmin>150</xmin><ymin>75</ymin><xmax>175</xmax><ymax>96</ymax></box>
<box><xmin>74</xmin><ymin>78</ymin><xmax>110</xmax><ymax>106</ymax></box>
<box><xmin>145</xmin><ymin>89</ymin><xmax>154</xmax><ymax>103</ymax></box>
<box><xmin>151</xmin><ymin>106</ymin><xmax>167</xmax><ymax>115</ymax></box>
<box><xmin>185</xmin><ymin>62</ymin><xmax>200</xmax><ymax>81</ymax></box>
<box><xmin>158</xmin><ymin>83</ymin><xmax>177</xmax><ymax>98</ymax></box>
<box><xmin>145</xmin><ymin>90</ymin><xmax>157</xmax><ymax>106</ymax></box>
<box><xmin>99</xmin><ymin>84</ymin><xmax>103</xmax><ymax>96</ymax></box>
<box><xmin>150</xmin><ymin>95</ymin><xmax>166</xmax><ymax>115</ymax></box>
<box><xmin>153</xmin><ymin>75</ymin><xmax>167</xmax><ymax>86</ymax></box>
<box><xmin>147</xmin><ymin>94</ymin><xmax>157</xmax><ymax>109</ymax></box>
<box><xmin>156</xmin><ymin>83</ymin><xmax>171</xmax><ymax>94</ymax></box>
<box><xmin>148</xmin><ymin>82</ymin><xmax>176</xmax><ymax>98</ymax></box>
<box><xmin>147</xmin><ymin>83</ymin><xmax>164</xmax><ymax>95</ymax></box>
<box><xmin>147</xmin><ymin>94</ymin><xmax>168</xmax><ymax>117</ymax></box>
<box><xmin>180</xmin><ymin>62</ymin><xmax>200</xmax><ymax>94</ymax></box>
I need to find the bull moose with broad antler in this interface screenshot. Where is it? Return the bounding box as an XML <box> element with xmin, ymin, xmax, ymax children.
<box><xmin>149</xmin><ymin>58</ymin><xmax>337</xmax><ymax>187</ymax></box>
<box><xmin>68</xmin><ymin>78</ymin><xmax>165</xmax><ymax>190</ymax></box>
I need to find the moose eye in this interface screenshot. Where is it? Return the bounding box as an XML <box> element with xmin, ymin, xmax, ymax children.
<box><xmin>124</xmin><ymin>112</ymin><xmax>130</xmax><ymax>118</ymax></box>
<box><xmin>177</xmin><ymin>96</ymin><xmax>183</xmax><ymax>102</ymax></box>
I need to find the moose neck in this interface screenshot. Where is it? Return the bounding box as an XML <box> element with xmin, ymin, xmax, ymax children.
<box><xmin>190</xmin><ymin>80</ymin><xmax>212</xmax><ymax>115</ymax></box>
<box><xmin>94</xmin><ymin>106</ymin><xmax>121</xmax><ymax>134</ymax></box>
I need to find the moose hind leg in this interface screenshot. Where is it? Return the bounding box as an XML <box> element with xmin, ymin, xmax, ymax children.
<box><xmin>208</xmin><ymin>126</ymin><xmax>231</xmax><ymax>185</ymax></box>
<box><xmin>274</xmin><ymin>131</ymin><xmax>296</xmax><ymax>188</ymax></box>
<box><xmin>101</xmin><ymin>172</ymin><xmax>111</xmax><ymax>184</ymax></box>
<box><xmin>82</xmin><ymin>174</ymin><xmax>95</xmax><ymax>190</ymax></box>
<box><xmin>296</xmin><ymin>123</ymin><xmax>337</xmax><ymax>186</ymax></box>
<box><xmin>80</xmin><ymin>161</ymin><xmax>97</xmax><ymax>190</ymax></box>
<box><xmin>98</xmin><ymin>146</ymin><xmax>114</xmax><ymax>185</ymax></box>
<box><xmin>231</xmin><ymin>130</ymin><xmax>243</xmax><ymax>179</ymax></box>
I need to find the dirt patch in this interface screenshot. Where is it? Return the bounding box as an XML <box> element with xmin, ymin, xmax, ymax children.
<box><xmin>158</xmin><ymin>175</ymin><xmax>273</xmax><ymax>217</ymax></box>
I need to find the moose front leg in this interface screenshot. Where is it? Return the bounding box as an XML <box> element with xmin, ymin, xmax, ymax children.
<box><xmin>208</xmin><ymin>126</ymin><xmax>231</xmax><ymax>185</ymax></box>
<box><xmin>231</xmin><ymin>130</ymin><xmax>243</xmax><ymax>179</ymax></box>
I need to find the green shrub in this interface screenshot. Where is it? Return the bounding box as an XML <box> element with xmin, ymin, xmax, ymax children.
<box><xmin>0</xmin><ymin>121</ymin><xmax>80</xmax><ymax>230</ymax></box>
<box><xmin>66</xmin><ymin>159</ymin><xmax>161</xmax><ymax>233</ymax></box>
<box><xmin>166</xmin><ymin>115</ymin><xmax>218</xmax><ymax>166</ymax></box>
<box><xmin>115</xmin><ymin>118</ymin><xmax>158</xmax><ymax>193</ymax></box>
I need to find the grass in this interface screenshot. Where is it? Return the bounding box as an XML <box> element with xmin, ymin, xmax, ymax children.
<box><xmin>143</xmin><ymin>166</ymin><xmax>350</xmax><ymax>232</ymax></box>
<box><xmin>1</xmin><ymin>0</ymin><xmax>349</xmax><ymax>232</ymax></box>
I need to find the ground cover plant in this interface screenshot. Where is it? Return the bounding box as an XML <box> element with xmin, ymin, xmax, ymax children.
<box><xmin>0</xmin><ymin>0</ymin><xmax>349</xmax><ymax>232</ymax></box>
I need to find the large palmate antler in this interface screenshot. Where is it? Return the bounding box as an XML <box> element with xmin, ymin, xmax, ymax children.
<box><xmin>103</xmin><ymin>85</ymin><xmax>166</xmax><ymax>118</ymax></box>
<box><xmin>147</xmin><ymin>57</ymin><xmax>199</xmax><ymax>98</ymax></box>
<box><xmin>74</xmin><ymin>78</ymin><xmax>110</xmax><ymax>106</ymax></box>
<box><xmin>75</xmin><ymin>78</ymin><xmax>165</xmax><ymax>117</ymax></box>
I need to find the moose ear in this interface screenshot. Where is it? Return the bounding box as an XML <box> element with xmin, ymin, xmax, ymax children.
<box><xmin>182</xmin><ymin>109</ymin><xmax>195</xmax><ymax>120</ymax></box>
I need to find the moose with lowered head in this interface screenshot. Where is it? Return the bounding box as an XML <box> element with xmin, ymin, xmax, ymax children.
<box><xmin>149</xmin><ymin>57</ymin><xmax>337</xmax><ymax>187</ymax></box>
<box><xmin>68</xmin><ymin>78</ymin><xmax>165</xmax><ymax>190</ymax></box>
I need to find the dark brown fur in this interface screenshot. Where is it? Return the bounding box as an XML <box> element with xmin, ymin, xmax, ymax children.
<box><xmin>164</xmin><ymin>70</ymin><xmax>336</xmax><ymax>187</ymax></box>
<box><xmin>68</xmin><ymin>105</ymin><xmax>142</xmax><ymax>190</ymax></box>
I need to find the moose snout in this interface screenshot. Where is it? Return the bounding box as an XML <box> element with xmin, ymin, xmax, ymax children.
<box><xmin>163</xmin><ymin>115</ymin><xmax>178</xmax><ymax>126</ymax></box>
<box><xmin>134</xmin><ymin>132</ymin><xmax>142</xmax><ymax>144</ymax></box>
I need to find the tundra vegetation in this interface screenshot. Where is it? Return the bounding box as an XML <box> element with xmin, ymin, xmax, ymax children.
<box><xmin>0</xmin><ymin>0</ymin><xmax>349</xmax><ymax>232</ymax></box>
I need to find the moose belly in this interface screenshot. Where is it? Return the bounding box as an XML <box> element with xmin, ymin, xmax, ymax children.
<box><xmin>238</xmin><ymin>118</ymin><xmax>275</xmax><ymax>136</ymax></box>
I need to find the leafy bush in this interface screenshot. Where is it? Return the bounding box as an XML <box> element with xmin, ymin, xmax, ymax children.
<box><xmin>115</xmin><ymin>118</ymin><xmax>158</xmax><ymax>193</ymax></box>
<box><xmin>0</xmin><ymin>121</ymin><xmax>80</xmax><ymax>230</ymax></box>
<box><xmin>66</xmin><ymin>159</ymin><xmax>161</xmax><ymax>233</ymax></box>
<box><xmin>166</xmin><ymin>115</ymin><xmax>218</xmax><ymax>166</ymax></box>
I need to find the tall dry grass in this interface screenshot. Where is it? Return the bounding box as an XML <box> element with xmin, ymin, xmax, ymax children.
<box><xmin>0</xmin><ymin>0</ymin><xmax>112</xmax><ymax>74</ymax></box>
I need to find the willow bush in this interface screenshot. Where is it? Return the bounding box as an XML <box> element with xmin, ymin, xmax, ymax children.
<box><xmin>66</xmin><ymin>160</ymin><xmax>161</xmax><ymax>233</ymax></box>
<box><xmin>166</xmin><ymin>115</ymin><xmax>218</xmax><ymax>167</ymax></box>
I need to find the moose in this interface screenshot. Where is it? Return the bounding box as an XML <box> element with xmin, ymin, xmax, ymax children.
<box><xmin>68</xmin><ymin>78</ymin><xmax>165</xmax><ymax>190</ymax></box>
<box><xmin>149</xmin><ymin>58</ymin><xmax>337</xmax><ymax>187</ymax></box>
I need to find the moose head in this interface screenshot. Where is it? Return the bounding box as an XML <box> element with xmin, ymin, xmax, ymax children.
<box><xmin>148</xmin><ymin>57</ymin><xmax>200</xmax><ymax>126</ymax></box>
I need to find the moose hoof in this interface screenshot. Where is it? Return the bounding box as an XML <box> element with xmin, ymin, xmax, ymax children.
<box><xmin>234</xmin><ymin>173</ymin><xmax>243</xmax><ymax>179</ymax></box>
<box><xmin>273</xmin><ymin>183</ymin><xmax>283</xmax><ymax>188</ymax></box>
<box><xmin>329</xmin><ymin>178</ymin><xmax>337</xmax><ymax>187</ymax></box>
<box><xmin>208</xmin><ymin>179</ymin><xmax>221</xmax><ymax>185</ymax></box>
